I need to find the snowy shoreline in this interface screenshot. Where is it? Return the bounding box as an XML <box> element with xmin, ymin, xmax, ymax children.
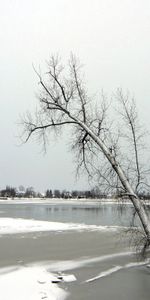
<box><xmin>0</xmin><ymin>197</ymin><xmax>149</xmax><ymax>206</ymax></box>
<box><xmin>0</xmin><ymin>264</ymin><xmax>68</xmax><ymax>300</ymax></box>
<box><xmin>0</xmin><ymin>197</ymin><xmax>133</xmax><ymax>205</ymax></box>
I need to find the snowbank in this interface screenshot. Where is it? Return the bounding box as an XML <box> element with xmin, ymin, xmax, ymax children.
<box><xmin>0</xmin><ymin>265</ymin><xmax>68</xmax><ymax>300</ymax></box>
<box><xmin>0</xmin><ymin>217</ymin><xmax>120</xmax><ymax>235</ymax></box>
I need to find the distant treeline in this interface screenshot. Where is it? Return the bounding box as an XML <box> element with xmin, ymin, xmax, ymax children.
<box><xmin>0</xmin><ymin>185</ymin><xmax>150</xmax><ymax>200</ymax></box>
<box><xmin>0</xmin><ymin>185</ymin><xmax>106</xmax><ymax>199</ymax></box>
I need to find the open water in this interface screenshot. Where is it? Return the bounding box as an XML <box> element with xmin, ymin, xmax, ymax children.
<box><xmin>0</xmin><ymin>200</ymin><xmax>141</xmax><ymax>226</ymax></box>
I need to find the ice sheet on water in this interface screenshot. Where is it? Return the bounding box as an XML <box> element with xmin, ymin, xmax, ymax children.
<box><xmin>0</xmin><ymin>217</ymin><xmax>126</xmax><ymax>235</ymax></box>
<box><xmin>85</xmin><ymin>259</ymin><xmax>150</xmax><ymax>283</ymax></box>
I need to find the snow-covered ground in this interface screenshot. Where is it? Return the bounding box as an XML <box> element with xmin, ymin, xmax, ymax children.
<box><xmin>0</xmin><ymin>217</ymin><xmax>122</xmax><ymax>235</ymax></box>
<box><xmin>0</xmin><ymin>197</ymin><xmax>132</xmax><ymax>205</ymax></box>
<box><xmin>0</xmin><ymin>265</ymin><xmax>68</xmax><ymax>300</ymax></box>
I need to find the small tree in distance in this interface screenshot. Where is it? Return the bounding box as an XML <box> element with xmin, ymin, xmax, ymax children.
<box><xmin>45</xmin><ymin>189</ymin><xmax>53</xmax><ymax>198</ymax></box>
<box><xmin>1</xmin><ymin>186</ymin><xmax>16</xmax><ymax>198</ymax></box>
<box><xmin>21</xmin><ymin>54</ymin><xmax>150</xmax><ymax>251</ymax></box>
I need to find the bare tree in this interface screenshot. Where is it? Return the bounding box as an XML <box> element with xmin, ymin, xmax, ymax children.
<box><xmin>20</xmin><ymin>54</ymin><xmax>150</xmax><ymax>249</ymax></box>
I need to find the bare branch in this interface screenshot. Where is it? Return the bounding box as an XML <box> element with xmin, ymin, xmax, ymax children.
<box><xmin>116</xmin><ymin>89</ymin><xmax>143</xmax><ymax>192</ymax></box>
<box><xmin>20</xmin><ymin>54</ymin><xmax>150</xmax><ymax>246</ymax></box>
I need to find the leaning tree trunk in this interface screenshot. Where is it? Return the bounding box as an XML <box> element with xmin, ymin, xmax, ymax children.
<box><xmin>23</xmin><ymin>59</ymin><xmax>150</xmax><ymax>244</ymax></box>
<box><xmin>76</xmin><ymin>120</ymin><xmax>150</xmax><ymax>241</ymax></box>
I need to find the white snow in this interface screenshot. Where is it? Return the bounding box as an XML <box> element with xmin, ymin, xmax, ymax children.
<box><xmin>0</xmin><ymin>217</ymin><xmax>121</xmax><ymax>235</ymax></box>
<box><xmin>0</xmin><ymin>197</ymin><xmax>133</xmax><ymax>205</ymax></box>
<box><xmin>0</xmin><ymin>265</ymin><xmax>68</xmax><ymax>300</ymax></box>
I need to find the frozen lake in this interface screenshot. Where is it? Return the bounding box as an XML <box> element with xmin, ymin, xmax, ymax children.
<box><xmin>0</xmin><ymin>199</ymin><xmax>150</xmax><ymax>300</ymax></box>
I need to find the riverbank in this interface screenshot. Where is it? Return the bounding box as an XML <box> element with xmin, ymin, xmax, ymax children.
<box><xmin>0</xmin><ymin>197</ymin><xmax>150</xmax><ymax>206</ymax></box>
<box><xmin>0</xmin><ymin>197</ymin><xmax>131</xmax><ymax>204</ymax></box>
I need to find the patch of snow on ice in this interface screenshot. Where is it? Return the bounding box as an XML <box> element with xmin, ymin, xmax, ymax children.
<box><xmin>0</xmin><ymin>218</ymin><xmax>121</xmax><ymax>235</ymax></box>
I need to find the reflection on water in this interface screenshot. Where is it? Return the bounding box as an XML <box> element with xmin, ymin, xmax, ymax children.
<box><xmin>0</xmin><ymin>202</ymin><xmax>139</xmax><ymax>227</ymax></box>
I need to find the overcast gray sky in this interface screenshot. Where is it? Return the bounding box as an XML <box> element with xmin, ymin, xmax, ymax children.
<box><xmin>0</xmin><ymin>0</ymin><xmax>150</xmax><ymax>192</ymax></box>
